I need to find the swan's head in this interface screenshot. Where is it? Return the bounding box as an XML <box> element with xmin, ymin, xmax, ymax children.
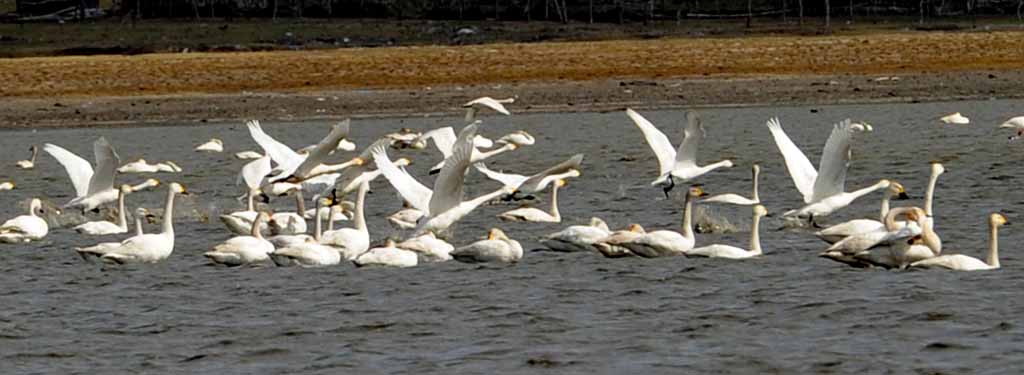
<box><xmin>132</xmin><ymin>179</ymin><xmax>161</xmax><ymax>192</ymax></box>
<box><xmin>135</xmin><ymin>207</ymin><xmax>150</xmax><ymax>217</ymax></box>
<box><xmin>565</xmin><ymin>169</ymin><xmax>582</xmax><ymax>179</ymax></box>
<box><xmin>29</xmin><ymin>198</ymin><xmax>43</xmax><ymax>214</ymax></box>
<box><xmin>627</xmin><ymin>223</ymin><xmax>645</xmax><ymax>233</ymax></box>
<box><xmin>136</xmin><ymin>158</ymin><xmax>147</xmax><ymax>163</ymax></box>
<box><xmin>888</xmin><ymin>182</ymin><xmax>909</xmax><ymax>200</ymax></box>
<box><xmin>753</xmin><ymin>205</ymin><xmax>768</xmax><ymax>217</ymax></box>
<box><xmin>164</xmin><ymin>161</ymin><xmax>182</xmax><ymax>172</ymax></box>
<box><xmin>29</xmin><ymin>145</ymin><xmax>37</xmax><ymax>152</ymax></box>
<box><xmin>119</xmin><ymin>184</ymin><xmax>133</xmax><ymax>193</ymax></box>
<box><xmin>351</xmin><ymin>157</ymin><xmax>365</xmax><ymax>166</ymax></box>
<box><xmin>317</xmin><ymin>196</ymin><xmax>334</xmax><ymax>208</ymax></box>
<box><xmin>931</xmin><ymin>162</ymin><xmax>945</xmax><ymax>176</ymax></box>
<box><xmin>850</xmin><ymin>122</ymin><xmax>873</xmax><ymax>132</ymax></box>
<box><xmin>395</xmin><ymin>158</ymin><xmax>412</xmax><ymax>167</ymax></box>
<box><xmin>752</xmin><ymin>164</ymin><xmax>760</xmax><ymax>174</ymax></box>
<box><xmin>487</xmin><ymin>228</ymin><xmax>510</xmax><ymax>241</ymax></box>
<box><xmin>556</xmin><ymin>179</ymin><xmax>568</xmax><ymax>188</ymax></box>
<box><xmin>170</xmin><ymin>183</ymin><xmax>188</xmax><ymax>195</ymax></box>
<box><xmin>991</xmin><ymin>213</ymin><xmax>1010</xmax><ymax>227</ymax></box>
<box><xmin>723</xmin><ymin>160</ymin><xmax>735</xmax><ymax>168</ymax></box>
<box><xmin>688</xmin><ymin>185</ymin><xmax>709</xmax><ymax>198</ymax></box>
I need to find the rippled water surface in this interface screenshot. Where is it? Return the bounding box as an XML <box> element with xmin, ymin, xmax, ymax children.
<box><xmin>3</xmin><ymin>99</ymin><xmax>1024</xmax><ymax>373</ymax></box>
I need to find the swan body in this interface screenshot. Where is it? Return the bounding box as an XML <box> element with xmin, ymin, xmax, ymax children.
<box><xmin>427</xmin><ymin>128</ymin><xmax>532</xmax><ymax>174</ymax></box>
<box><xmin>118</xmin><ymin>159</ymin><xmax>182</xmax><ymax>173</ymax></box>
<box><xmin>702</xmin><ymin>164</ymin><xmax>760</xmax><ymax>205</ymax></box>
<box><xmin>195</xmin><ymin>139</ymin><xmax>223</xmax><ymax>152</ymax></box>
<box><xmin>304</xmin><ymin>205</ymin><xmax>350</xmax><ymax>222</ymax></box>
<box><xmin>353</xmin><ymin>240</ymin><xmax>419</xmax><ymax>268</ymax></box>
<box><xmin>321</xmin><ymin>180</ymin><xmax>370</xmax><ymax>260</ymax></box>
<box><xmin>766</xmin><ymin>117</ymin><xmax>869</xmax><ymax>205</ymax></box>
<box><xmin>269</xmin><ymin>212</ymin><xmax>306</xmax><ymax>235</ymax></box>
<box><xmin>76</xmin><ymin>183</ymin><xmax>187</xmax><ymax>263</ymax></box>
<box><xmin>1001</xmin><ymin>116</ymin><xmax>1024</xmax><ymax>141</ymax></box>
<box><xmin>687</xmin><ymin>205</ymin><xmax>767</xmax><ymax>259</ymax></box>
<box><xmin>815</xmin><ymin>181</ymin><xmax>909</xmax><ymax>242</ymax></box>
<box><xmin>940</xmin><ymin>112</ymin><xmax>969</xmax><ymax>124</ymax></box>
<box><xmin>784</xmin><ymin>180</ymin><xmax>892</xmax><ymax>220</ymax></box>
<box><xmin>205</xmin><ymin>212</ymin><xmax>274</xmax><ymax>266</ymax></box>
<box><xmin>43</xmin><ymin>137</ymin><xmax>122</xmax><ymax>211</ymax></box>
<box><xmin>396</xmin><ymin>232</ymin><xmax>454</xmax><ymax>262</ymax></box>
<box><xmin>16</xmin><ymin>145</ymin><xmax>37</xmax><ymax>169</ymax></box>
<box><xmin>79</xmin><ymin>208</ymin><xmax>151</xmax><ymax>254</ymax></box>
<box><xmin>594</xmin><ymin>224</ymin><xmax>645</xmax><ymax>258</ymax></box>
<box><xmin>626</xmin><ymin>109</ymin><xmax>733</xmax><ymax>196</ymax></box>
<box><xmin>270</xmin><ymin>197</ymin><xmax>340</xmax><ymax>267</ymax></box>
<box><xmin>221</xmin><ymin>156</ymin><xmax>272</xmax><ymax>235</ymax></box>
<box><xmin>0</xmin><ymin>182</ymin><xmax>13</xmax><ymax>191</ymax></box>
<box><xmin>474</xmin><ymin>153</ymin><xmax>583</xmax><ymax>194</ymax></box>
<box><xmin>385</xmin><ymin>128</ymin><xmax>423</xmax><ymax>149</ymax></box>
<box><xmin>235</xmin><ymin>151</ymin><xmax>263</xmax><ymax>159</ymax></box>
<box><xmin>74</xmin><ymin>184</ymin><xmax>132</xmax><ymax>235</ymax></box>
<box><xmin>911</xmin><ymin>213</ymin><xmax>1007</xmax><ymax>271</ymax></box>
<box><xmin>451</xmin><ymin>228</ymin><xmax>523</xmax><ymax>263</ymax></box>
<box><xmin>541</xmin><ymin>217</ymin><xmax>611</xmax><ymax>253</ymax></box>
<box><xmin>0</xmin><ymin>199</ymin><xmax>48</xmax><ymax>243</ymax></box>
<box><xmin>498</xmin><ymin>179</ymin><xmax>566</xmax><ymax>222</ymax></box>
<box><xmin>388</xmin><ymin>206</ymin><xmax>423</xmax><ymax>230</ymax></box>
<box><xmin>820</xmin><ymin>206</ymin><xmax>929</xmax><ymax>268</ymax></box>
<box><xmin>618</xmin><ymin>185</ymin><xmax>706</xmax><ymax>257</ymax></box>
<box><xmin>464</xmin><ymin>96</ymin><xmax>514</xmax><ymax>122</ymax></box>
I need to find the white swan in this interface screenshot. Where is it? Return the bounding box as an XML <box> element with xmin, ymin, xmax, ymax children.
<box><xmin>910</xmin><ymin>213</ymin><xmax>1008</xmax><ymax>271</ymax></box>
<box><xmin>474</xmin><ymin>153</ymin><xmax>583</xmax><ymax>195</ymax></box>
<box><xmin>686</xmin><ymin>205</ymin><xmax>768</xmax><ymax>259</ymax></box>
<box><xmin>814</xmin><ymin>181</ymin><xmax>908</xmax><ymax>242</ymax></box>
<box><xmin>268</xmin><ymin>187</ymin><xmax>307</xmax><ymax>235</ymax></box>
<box><xmin>616</xmin><ymin>185</ymin><xmax>707</xmax><ymax>257</ymax></box>
<box><xmin>396</xmin><ymin>232</ymin><xmax>455</xmax><ymax>262</ymax></box>
<box><xmin>626</xmin><ymin>109</ymin><xmax>733</xmax><ymax>197</ymax></box>
<box><xmin>940</xmin><ymin>112</ymin><xmax>969</xmax><ymax>124</ymax></box>
<box><xmin>268</xmin><ymin>195</ymin><xmax>331</xmax><ymax>248</ymax></box>
<box><xmin>541</xmin><ymin>217</ymin><xmax>611</xmax><ymax>253</ymax></box>
<box><xmin>205</xmin><ymin>211</ymin><xmax>275</xmax><ymax>266</ymax></box>
<box><xmin>0</xmin><ymin>181</ymin><xmax>14</xmax><ymax>191</ymax></box>
<box><xmin>16</xmin><ymin>145</ymin><xmax>37</xmax><ymax>169</ymax></box>
<box><xmin>767</xmin><ymin>117</ymin><xmax>869</xmax><ymax>207</ymax></box>
<box><xmin>0</xmin><ymin>198</ymin><xmax>49</xmax><ymax>243</ymax></box>
<box><xmin>819</xmin><ymin>206</ymin><xmax>927</xmax><ymax>268</ymax></box>
<box><xmin>248</xmin><ymin>119</ymin><xmax>360</xmax><ymax>184</ymax></box>
<box><xmin>117</xmin><ymin>159</ymin><xmax>182</xmax><ymax>173</ymax></box>
<box><xmin>1000</xmin><ymin>116</ymin><xmax>1024</xmax><ymax>141</ymax></box>
<box><xmin>384</xmin><ymin>128</ymin><xmax>423</xmax><ymax>149</ymax></box>
<box><xmin>195</xmin><ymin>138</ymin><xmax>223</xmax><ymax>152</ymax></box>
<box><xmin>353</xmin><ymin>239</ymin><xmax>419</xmax><ymax>268</ymax></box>
<box><xmin>425</xmin><ymin>126</ymin><xmax>531</xmax><ymax>175</ymax></box>
<box><xmin>373</xmin><ymin>124</ymin><xmax>516</xmax><ymax>236</ymax></box>
<box><xmin>784</xmin><ymin>179</ymin><xmax>893</xmax><ymax>223</ymax></box>
<box><xmin>464</xmin><ymin>96</ymin><xmax>514</xmax><ymax>122</ymax></box>
<box><xmin>498</xmin><ymin>179</ymin><xmax>566</xmax><ymax>223</ymax></box>
<box><xmin>451</xmin><ymin>228</ymin><xmax>523</xmax><ymax>263</ymax></box>
<box><xmin>270</xmin><ymin>197</ymin><xmax>341</xmax><ymax>267</ymax></box>
<box><xmin>702</xmin><ymin>164</ymin><xmax>760</xmax><ymax>205</ymax></box>
<box><xmin>321</xmin><ymin>180</ymin><xmax>371</xmax><ymax>260</ymax></box>
<box><xmin>77</xmin><ymin>208</ymin><xmax>150</xmax><ymax>256</ymax></box>
<box><xmin>594</xmin><ymin>224</ymin><xmax>645</xmax><ymax>258</ymax></box>
<box><xmin>388</xmin><ymin>202</ymin><xmax>424</xmax><ymax>230</ymax></box>
<box><xmin>76</xmin><ymin>182</ymin><xmax>187</xmax><ymax>263</ymax></box>
<box><xmin>43</xmin><ymin>137</ymin><xmax>120</xmax><ymax>212</ymax></box>
<box><xmin>74</xmin><ymin>184</ymin><xmax>134</xmax><ymax>235</ymax></box>
<box><xmin>235</xmin><ymin>151</ymin><xmax>263</xmax><ymax>159</ymax></box>
<box><xmin>220</xmin><ymin>156</ymin><xmax>271</xmax><ymax>235</ymax></box>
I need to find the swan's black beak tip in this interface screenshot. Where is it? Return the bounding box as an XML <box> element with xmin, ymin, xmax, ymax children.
<box><xmin>257</xmin><ymin>192</ymin><xmax>271</xmax><ymax>203</ymax></box>
<box><xmin>896</xmin><ymin>192</ymin><xmax>910</xmax><ymax>200</ymax></box>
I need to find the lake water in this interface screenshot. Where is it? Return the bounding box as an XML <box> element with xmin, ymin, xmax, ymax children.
<box><xmin>2</xmin><ymin>99</ymin><xmax>1023</xmax><ymax>373</ymax></box>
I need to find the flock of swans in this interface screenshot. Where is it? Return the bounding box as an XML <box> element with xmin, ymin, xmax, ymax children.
<box><xmin>1</xmin><ymin>98</ymin><xmax>1021</xmax><ymax>272</ymax></box>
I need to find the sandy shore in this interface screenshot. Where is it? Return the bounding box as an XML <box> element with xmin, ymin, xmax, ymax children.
<box><xmin>2</xmin><ymin>29</ymin><xmax>1023</xmax><ymax>128</ymax></box>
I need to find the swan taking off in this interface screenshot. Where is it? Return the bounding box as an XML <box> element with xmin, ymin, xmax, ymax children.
<box><xmin>767</xmin><ymin>117</ymin><xmax>870</xmax><ymax>206</ymax></box>
<box><xmin>1000</xmin><ymin>116</ymin><xmax>1024</xmax><ymax>141</ymax></box>
<box><xmin>44</xmin><ymin>137</ymin><xmax>132</xmax><ymax>212</ymax></box>
<box><xmin>815</xmin><ymin>181</ymin><xmax>909</xmax><ymax>242</ymax></box>
<box><xmin>686</xmin><ymin>205</ymin><xmax>768</xmax><ymax>259</ymax></box>
<box><xmin>16</xmin><ymin>145</ymin><xmax>37</xmax><ymax>169</ymax></box>
<box><xmin>74</xmin><ymin>184</ymin><xmax>137</xmax><ymax>235</ymax></box>
<box><xmin>195</xmin><ymin>138</ymin><xmax>224</xmax><ymax>152</ymax></box>
<box><xmin>626</xmin><ymin>109</ymin><xmax>733</xmax><ymax>197</ymax></box>
<box><xmin>0</xmin><ymin>198</ymin><xmax>49</xmax><ymax>243</ymax></box>
<box><xmin>939</xmin><ymin>112</ymin><xmax>969</xmax><ymax>124</ymax></box>
<box><xmin>474</xmin><ymin>153</ymin><xmax>583</xmax><ymax>196</ymax></box>
<box><xmin>463</xmin><ymin>96</ymin><xmax>514</xmax><ymax>122</ymax></box>
<box><xmin>498</xmin><ymin>179</ymin><xmax>568</xmax><ymax>223</ymax></box>
<box><xmin>911</xmin><ymin>213</ymin><xmax>1008</xmax><ymax>271</ymax></box>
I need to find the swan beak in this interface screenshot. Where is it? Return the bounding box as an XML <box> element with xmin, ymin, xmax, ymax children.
<box><xmin>352</xmin><ymin>157</ymin><xmax>365</xmax><ymax>166</ymax></box>
<box><xmin>896</xmin><ymin>192</ymin><xmax>910</xmax><ymax>200</ymax></box>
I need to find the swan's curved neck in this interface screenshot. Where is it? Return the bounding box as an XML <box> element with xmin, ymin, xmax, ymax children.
<box><xmin>29</xmin><ymin>147</ymin><xmax>37</xmax><ymax>163</ymax></box>
<box><xmin>475</xmin><ymin>144</ymin><xmax>515</xmax><ymax>160</ymax></box>
<box><xmin>295</xmin><ymin>190</ymin><xmax>306</xmax><ymax>215</ymax></box>
<box><xmin>354</xmin><ymin>182</ymin><xmax>368</xmax><ymax>232</ymax></box>
<box><xmin>682</xmin><ymin>193</ymin><xmax>695</xmax><ymax>239</ymax></box>
<box><xmin>251</xmin><ymin>214</ymin><xmax>265</xmax><ymax>239</ymax></box>
<box><xmin>750</xmin><ymin>213</ymin><xmax>762</xmax><ymax>255</ymax></box>
<box><xmin>879</xmin><ymin>192</ymin><xmax>892</xmax><ymax>223</ymax></box>
<box><xmin>850</xmin><ymin>181</ymin><xmax>889</xmax><ymax>201</ymax></box>
<box><xmin>751</xmin><ymin>168</ymin><xmax>760</xmax><ymax>203</ymax></box>
<box><xmin>549</xmin><ymin>183</ymin><xmax>560</xmax><ymax>221</ymax></box>
<box><xmin>925</xmin><ymin>170</ymin><xmax>940</xmax><ymax>217</ymax></box>
<box><xmin>116</xmin><ymin>189</ymin><xmax>128</xmax><ymax>231</ymax></box>
<box><xmin>162</xmin><ymin>188</ymin><xmax>176</xmax><ymax>235</ymax></box>
<box><xmin>988</xmin><ymin>222</ymin><xmax>1000</xmax><ymax>268</ymax></box>
<box><xmin>246</xmin><ymin>189</ymin><xmax>256</xmax><ymax>212</ymax></box>
<box><xmin>920</xmin><ymin>219</ymin><xmax>942</xmax><ymax>256</ymax></box>
<box><xmin>313</xmin><ymin>199</ymin><xmax>323</xmax><ymax>242</ymax></box>
<box><xmin>134</xmin><ymin>214</ymin><xmax>144</xmax><ymax>236</ymax></box>
<box><xmin>698</xmin><ymin>160</ymin><xmax>732</xmax><ymax>175</ymax></box>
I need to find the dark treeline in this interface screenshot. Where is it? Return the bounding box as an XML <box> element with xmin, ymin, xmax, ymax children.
<box><xmin>26</xmin><ymin>0</ymin><xmax>1024</xmax><ymax>23</ymax></box>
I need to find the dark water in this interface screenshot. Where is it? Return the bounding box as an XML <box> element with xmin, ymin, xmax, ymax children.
<box><xmin>3</xmin><ymin>99</ymin><xmax>1024</xmax><ymax>373</ymax></box>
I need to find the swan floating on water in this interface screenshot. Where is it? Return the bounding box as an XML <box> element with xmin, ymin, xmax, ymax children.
<box><xmin>16</xmin><ymin>145</ymin><xmax>37</xmax><ymax>169</ymax></box>
<box><xmin>910</xmin><ymin>213</ymin><xmax>1008</xmax><ymax>271</ymax></box>
<box><xmin>939</xmin><ymin>112</ymin><xmax>970</xmax><ymax>124</ymax></box>
<box><xmin>205</xmin><ymin>211</ymin><xmax>275</xmax><ymax>266</ymax></box>
<box><xmin>611</xmin><ymin>185</ymin><xmax>706</xmax><ymax>257</ymax></box>
<box><xmin>195</xmin><ymin>138</ymin><xmax>224</xmax><ymax>152</ymax></box>
<box><xmin>74</xmin><ymin>184</ymin><xmax>137</xmax><ymax>235</ymax></box>
<box><xmin>541</xmin><ymin>217</ymin><xmax>611</xmax><ymax>253</ymax></box>
<box><xmin>451</xmin><ymin>228</ymin><xmax>523</xmax><ymax>263</ymax></box>
<box><xmin>118</xmin><ymin>159</ymin><xmax>182</xmax><ymax>173</ymax></box>
<box><xmin>0</xmin><ymin>181</ymin><xmax>14</xmax><ymax>191</ymax></box>
<box><xmin>702</xmin><ymin>164</ymin><xmax>760</xmax><ymax>205</ymax></box>
<box><xmin>686</xmin><ymin>205</ymin><xmax>768</xmax><ymax>259</ymax></box>
<box><xmin>270</xmin><ymin>197</ymin><xmax>341</xmax><ymax>267</ymax></box>
<box><xmin>76</xmin><ymin>182</ymin><xmax>188</xmax><ymax>264</ymax></box>
<box><xmin>0</xmin><ymin>198</ymin><xmax>49</xmax><ymax>243</ymax></box>
<box><xmin>498</xmin><ymin>179</ymin><xmax>567</xmax><ymax>223</ymax></box>
<box><xmin>353</xmin><ymin>239</ymin><xmax>419</xmax><ymax>268</ymax></box>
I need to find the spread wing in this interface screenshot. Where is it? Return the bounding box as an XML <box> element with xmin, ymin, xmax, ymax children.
<box><xmin>765</xmin><ymin>117</ymin><xmax>817</xmax><ymax>203</ymax></box>
<box><xmin>238</xmin><ymin>155</ymin><xmax>272</xmax><ymax>189</ymax></box>
<box><xmin>87</xmin><ymin>137</ymin><xmax>120</xmax><ymax>195</ymax></box>
<box><xmin>288</xmin><ymin>120</ymin><xmax>351</xmax><ymax>179</ymax></box>
<box><xmin>474</xmin><ymin>163</ymin><xmax>528</xmax><ymax>189</ymax></box>
<box><xmin>430</xmin><ymin>122</ymin><xmax>477</xmax><ymax>216</ymax></box>
<box><xmin>811</xmin><ymin>119</ymin><xmax>854</xmax><ymax>202</ymax></box>
<box><xmin>626</xmin><ymin>109</ymin><xmax>676</xmax><ymax>175</ymax></box>
<box><xmin>519</xmin><ymin>153</ymin><xmax>584</xmax><ymax>192</ymax></box>
<box><xmin>371</xmin><ymin>143</ymin><xmax>432</xmax><ymax>213</ymax></box>
<box><xmin>416</xmin><ymin>126</ymin><xmax>457</xmax><ymax>158</ymax></box>
<box><xmin>674</xmin><ymin>110</ymin><xmax>704</xmax><ymax>168</ymax></box>
<box><xmin>42</xmin><ymin>143</ymin><xmax>94</xmax><ymax>198</ymax></box>
<box><xmin>246</xmin><ymin>120</ymin><xmax>302</xmax><ymax>168</ymax></box>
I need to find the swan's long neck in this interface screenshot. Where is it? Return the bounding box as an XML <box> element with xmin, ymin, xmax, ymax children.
<box><xmin>161</xmin><ymin>188</ymin><xmax>175</xmax><ymax>235</ymax></box>
<box><xmin>750</xmin><ymin>213</ymin><xmax>762</xmax><ymax>255</ymax></box>
<box><xmin>849</xmin><ymin>181</ymin><xmax>889</xmax><ymax>202</ymax></box>
<box><xmin>925</xmin><ymin>170</ymin><xmax>940</xmax><ymax>217</ymax></box>
<box><xmin>134</xmin><ymin>214</ymin><xmax>144</xmax><ymax>236</ymax></box>
<box><xmin>682</xmin><ymin>192</ymin><xmax>695</xmax><ymax>240</ymax></box>
<box><xmin>313</xmin><ymin>199</ymin><xmax>323</xmax><ymax>242</ymax></box>
<box><xmin>116</xmin><ymin>189</ymin><xmax>128</xmax><ymax>231</ymax></box>
<box><xmin>698</xmin><ymin>160</ymin><xmax>732</xmax><ymax>175</ymax></box>
<box><xmin>920</xmin><ymin>219</ymin><xmax>942</xmax><ymax>256</ymax></box>
<box><xmin>295</xmin><ymin>190</ymin><xmax>306</xmax><ymax>215</ymax></box>
<box><xmin>751</xmin><ymin>168</ymin><xmax>760</xmax><ymax>203</ymax></box>
<box><xmin>251</xmin><ymin>214</ymin><xmax>265</xmax><ymax>239</ymax></box>
<box><xmin>354</xmin><ymin>182</ymin><xmax>368</xmax><ymax>232</ymax></box>
<box><xmin>987</xmin><ymin>222</ymin><xmax>1000</xmax><ymax>268</ymax></box>
<box><xmin>474</xmin><ymin>144</ymin><xmax>516</xmax><ymax>161</ymax></box>
<box><xmin>327</xmin><ymin>207</ymin><xmax>335</xmax><ymax>231</ymax></box>
<box><xmin>879</xmin><ymin>192</ymin><xmax>892</xmax><ymax>223</ymax></box>
<box><xmin>246</xmin><ymin>189</ymin><xmax>255</xmax><ymax>212</ymax></box>
<box><xmin>29</xmin><ymin>147</ymin><xmax>37</xmax><ymax>163</ymax></box>
<box><xmin>549</xmin><ymin>183</ymin><xmax>561</xmax><ymax>221</ymax></box>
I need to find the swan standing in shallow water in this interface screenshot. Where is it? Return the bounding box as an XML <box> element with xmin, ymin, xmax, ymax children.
<box><xmin>74</xmin><ymin>184</ymin><xmax>136</xmax><ymax>235</ymax></box>
<box><xmin>353</xmin><ymin>239</ymin><xmax>419</xmax><ymax>268</ymax></box>
<box><xmin>627</xmin><ymin>109</ymin><xmax>733</xmax><ymax>197</ymax></box>
<box><xmin>686</xmin><ymin>205</ymin><xmax>768</xmax><ymax>259</ymax></box>
<box><xmin>498</xmin><ymin>179</ymin><xmax>567</xmax><ymax>223</ymax></box>
<box><xmin>815</xmin><ymin>181</ymin><xmax>909</xmax><ymax>242</ymax></box>
<box><xmin>541</xmin><ymin>217</ymin><xmax>611</xmax><ymax>253</ymax></box>
<box><xmin>451</xmin><ymin>228</ymin><xmax>523</xmax><ymax>263</ymax></box>
<box><xmin>76</xmin><ymin>183</ymin><xmax>188</xmax><ymax>263</ymax></box>
<box><xmin>615</xmin><ymin>185</ymin><xmax>707</xmax><ymax>257</ymax></box>
<box><xmin>16</xmin><ymin>145</ymin><xmax>37</xmax><ymax>169</ymax></box>
<box><xmin>195</xmin><ymin>138</ymin><xmax>223</xmax><ymax>152</ymax></box>
<box><xmin>205</xmin><ymin>211</ymin><xmax>275</xmax><ymax>266</ymax></box>
<box><xmin>270</xmin><ymin>197</ymin><xmax>341</xmax><ymax>267</ymax></box>
<box><xmin>0</xmin><ymin>198</ymin><xmax>49</xmax><ymax>243</ymax></box>
<box><xmin>702</xmin><ymin>164</ymin><xmax>760</xmax><ymax>205</ymax></box>
<box><xmin>911</xmin><ymin>213</ymin><xmax>1008</xmax><ymax>271</ymax></box>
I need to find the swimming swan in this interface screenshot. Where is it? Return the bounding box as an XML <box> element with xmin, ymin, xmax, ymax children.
<box><xmin>205</xmin><ymin>211</ymin><xmax>275</xmax><ymax>266</ymax></box>
<box><xmin>16</xmin><ymin>145</ymin><xmax>37</xmax><ymax>169</ymax></box>
<box><xmin>353</xmin><ymin>239</ymin><xmax>419</xmax><ymax>268</ymax></box>
<box><xmin>541</xmin><ymin>217</ymin><xmax>611</xmax><ymax>253</ymax></box>
<box><xmin>0</xmin><ymin>198</ymin><xmax>49</xmax><ymax>243</ymax></box>
<box><xmin>910</xmin><ymin>213</ymin><xmax>1008</xmax><ymax>271</ymax></box>
<box><xmin>815</xmin><ymin>181</ymin><xmax>908</xmax><ymax>242</ymax></box>
<box><xmin>617</xmin><ymin>185</ymin><xmax>707</xmax><ymax>257</ymax></box>
<box><xmin>269</xmin><ymin>197</ymin><xmax>341</xmax><ymax>267</ymax></box>
<box><xmin>702</xmin><ymin>164</ymin><xmax>760</xmax><ymax>205</ymax></box>
<box><xmin>321</xmin><ymin>180</ymin><xmax>371</xmax><ymax>260</ymax></box>
<box><xmin>686</xmin><ymin>205</ymin><xmax>768</xmax><ymax>259</ymax></box>
<box><xmin>0</xmin><ymin>181</ymin><xmax>13</xmax><ymax>191</ymax></box>
<box><xmin>195</xmin><ymin>138</ymin><xmax>223</xmax><ymax>152</ymax></box>
<box><xmin>397</xmin><ymin>232</ymin><xmax>455</xmax><ymax>262</ymax></box>
<box><xmin>117</xmin><ymin>159</ymin><xmax>182</xmax><ymax>173</ymax></box>
<box><xmin>76</xmin><ymin>182</ymin><xmax>188</xmax><ymax>263</ymax></box>
<box><xmin>594</xmin><ymin>224</ymin><xmax>645</xmax><ymax>258</ymax></box>
<box><xmin>220</xmin><ymin>155</ymin><xmax>271</xmax><ymax>235</ymax></box>
<box><xmin>626</xmin><ymin>109</ymin><xmax>733</xmax><ymax>197</ymax></box>
<box><xmin>74</xmin><ymin>184</ymin><xmax>135</xmax><ymax>235</ymax></box>
<box><xmin>940</xmin><ymin>112</ymin><xmax>969</xmax><ymax>124</ymax></box>
<box><xmin>451</xmin><ymin>228</ymin><xmax>524</xmax><ymax>263</ymax></box>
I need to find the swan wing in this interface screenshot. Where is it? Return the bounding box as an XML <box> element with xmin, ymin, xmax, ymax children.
<box><xmin>674</xmin><ymin>110</ymin><xmax>704</xmax><ymax>167</ymax></box>
<box><xmin>811</xmin><ymin>119</ymin><xmax>855</xmax><ymax>202</ymax></box>
<box><xmin>626</xmin><ymin>109</ymin><xmax>676</xmax><ymax>175</ymax></box>
<box><xmin>464</xmin><ymin>97</ymin><xmax>512</xmax><ymax>116</ymax></box>
<box><xmin>42</xmin><ymin>143</ymin><xmax>94</xmax><ymax>198</ymax></box>
<box><xmin>417</xmin><ymin>127</ymin><xmax>457</xmax><ymax>158</ymax></box>
<box><xmin>86</xmin><ymin>137</ymin><xmax>120</xmax><ymax>195</ymax></box>
<box><xmin>371</xmin><ymin>143</ymin><xmax>432</xmax><ymax>213</ymax></box>
<box><xmin>473</xmin><ymin>163</ymin><xmax>528</xmax><ymax>189</ymax></box>
<box><xmin>290</xmin><ymin>120</ymin><xmax>351</xmax><ymax>178</ymax></box>
<box><xmin>246</xmin><ymin>120</ymin><xmax>302</xmax><ymax>168</ymax></box>
<box><xmin>765</xmin><ymin>117</ymin><xmax>817</xmax><ymax>203</ymax></box>
<box><xmin>430</xmin><ymin>122</ymin><xmax>477</xmax><ymax>216</ymax></box>
<box><xmin>238</xmin><ymin>155</ymin><xmax>272</xmax><ymax>189</ymax></box>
